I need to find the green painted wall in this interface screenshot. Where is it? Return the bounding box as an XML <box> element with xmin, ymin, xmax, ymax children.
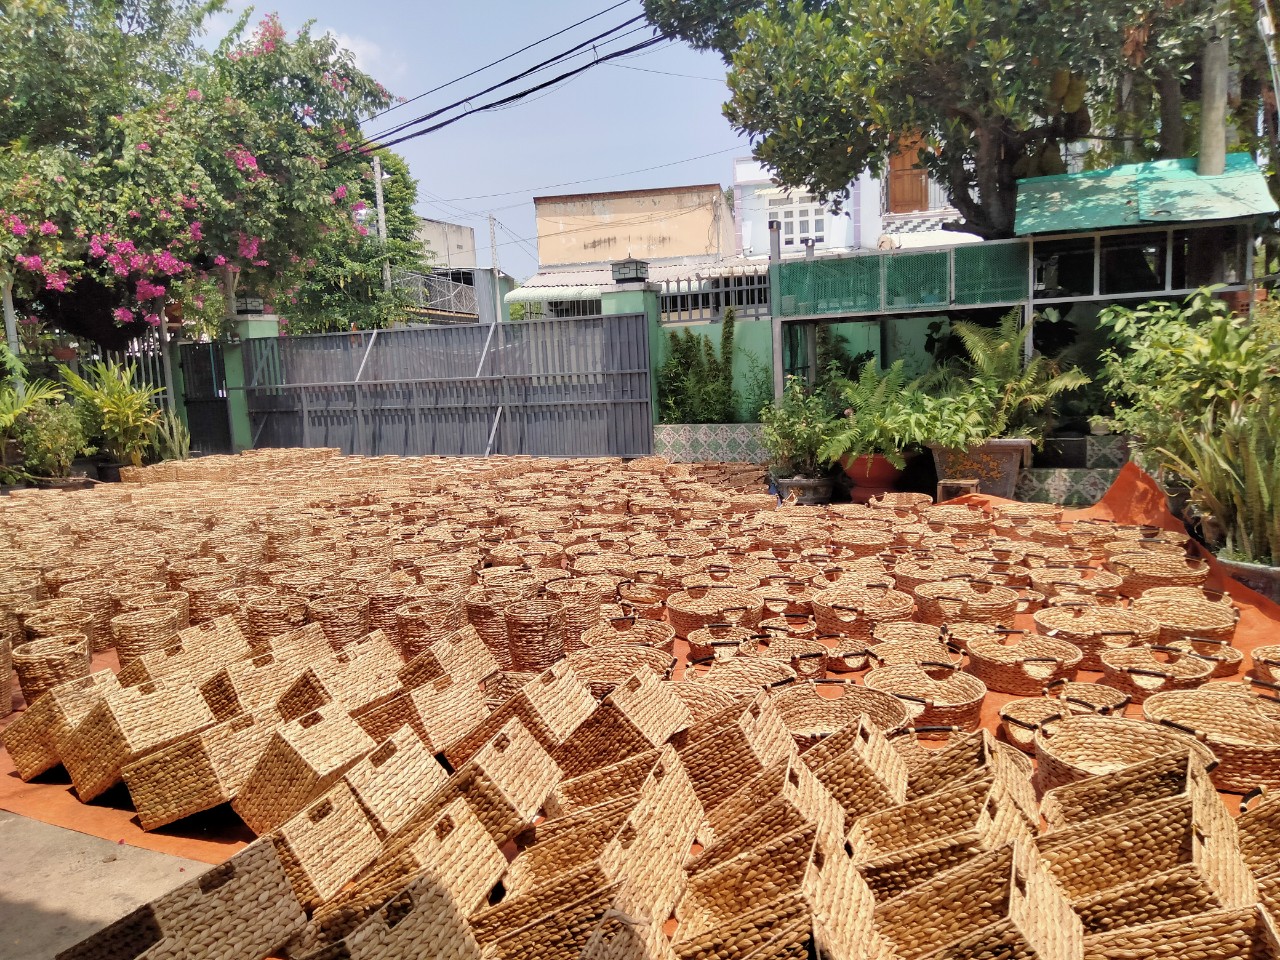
<box><xmin>652</xmin><ymin>316</ymin><xmax>775</xmax><ymax>422</ymax></box>
<box><xmin>883</xmin><ymin>313</ymin><xmax>945</xmax><ymax>377</ymax></box>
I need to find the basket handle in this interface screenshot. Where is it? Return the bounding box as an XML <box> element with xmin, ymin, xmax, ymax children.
<box><xmin>920</xmin><ymin>661</ymin><xmax>958</xmax><ymax>671</ymax></box>
<box><xmin>1118</xmin><ymin>666</ymin><xmax>1177</xmax><ymax>680</ymax></box>
<box><xmin>1003</xmin><ymin>710</ymin><xmax>1065</xmax><ymax>731</ymax></box>
<box><xmin>1247</xmin><ymin>676</ymin><xmax>1280</xmax><ymax>702</ymax></box>
<box><xmin>769</xmin><ymin>676</ymin><xmax>799</xmax><ymax>688</ymax></box>
<box><xmin>888</xmin><ymin>725</ymin><xmax>959</xmax><ymax>738</ymax></box>
<box><xmin>1156</xmin><ymin>717</ymin><xmax>1207</xmax><ymax>740</ymax></box>
<box><xmin>1240</xmin><ymin>787</ymin><xmax>1267</xmax><ymax>813</ymax></box>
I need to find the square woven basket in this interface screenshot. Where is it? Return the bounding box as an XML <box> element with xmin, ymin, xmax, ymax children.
<box><xmin>2</xmin><ymin>670</ymin><xmax>120</xmax><ymax>780</ymax></box>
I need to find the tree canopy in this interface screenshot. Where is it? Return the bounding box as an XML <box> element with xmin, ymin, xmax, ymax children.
<box><xmin>0</xmin><ymin>0</ymin><xmax>412</xmax><ymax>345</ymax></box>
<box><xmin>644</xmin><ymin>0</ymin><xmax>1272</xmax><ymax>239</ymax></box>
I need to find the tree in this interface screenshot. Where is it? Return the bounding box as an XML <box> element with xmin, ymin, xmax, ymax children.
<box><xmin>282</xmin><ymin>149</ymin><xmax>429</xmax><ymax>334</ymax></box>
<box><xmin>643</xmin><ymin>0</ymin><xmax>1263</xmax><ymax>239</ymax></box>
<box><xmin>0</xmin><ymin>1</ymin><xmax>397</xmax><ymax>348</ymax></box>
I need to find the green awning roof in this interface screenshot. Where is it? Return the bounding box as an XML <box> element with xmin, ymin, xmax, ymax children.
<box><xmin>504</xmin><ymin>285</ymin><xmax>603</xmax><ymax>303</ymax></box>
<box><xmin>1015</xmin><ymin>153</ymin><xmax>1277</xmax><ymax>235</ymax></box>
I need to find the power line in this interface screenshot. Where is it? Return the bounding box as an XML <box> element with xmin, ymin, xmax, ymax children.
<box><xmin>606</xmin><ymin>62</ymin><xmax>726</xmax><ymax>82</ymax></box>
<box><xmin>366</xmin><ymin>36</ymin><xmax>670</xmax><ymax>155</ymax></box>
<box><xmin>350</xmin><ymin>18</ymin><xmax>653</xmax><ymax>154</ymax></box>
<box><xmin>362</xmin><ymin>0</ymin><xmax>634</xmax><ymax>124</ymax></box>
<box><xmin>488</xmin><ymin>198</ymin><xmax>714</xmax><ymax>253</ymax></box>
<box><xmin>439</xmin><ymin>146</ymin><xmax>742</xmax><ymax>202</ymax></box>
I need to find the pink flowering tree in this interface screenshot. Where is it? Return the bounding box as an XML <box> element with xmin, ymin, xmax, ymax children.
<box><xmin>1</xmin><ymin>4</ymin><xmax>397</xmax><ymax>350</ymax></box>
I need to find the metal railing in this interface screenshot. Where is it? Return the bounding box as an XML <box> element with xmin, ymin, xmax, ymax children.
<box><xmin>394</xmin><ymin>270</ymin><xmax>479</xmax><ymax>316</ymax></box>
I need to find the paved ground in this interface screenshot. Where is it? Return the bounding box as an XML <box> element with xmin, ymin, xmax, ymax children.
<box><xmin>0</xmin><ymin>812</ymin><xmax>203</xmax><ymax>960</ymax></box>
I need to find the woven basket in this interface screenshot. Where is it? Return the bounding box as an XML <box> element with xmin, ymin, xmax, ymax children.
<box><xmin>810</xmin><ymin>583</ymin><xmax>914</xmax><ymax>641</ymax></box>
<box><xmin>998</xmin><ymin>698</ymin><xmax>1069</xmax><ymax>754</ymax></box>
<box><xmin>865</xmin><ymin>663</ymin><xmax>987</xmax><ymax>734</ymax></box>
<box><xmin>913</xmin><ymin>579</ymin><xmax>1019</xmax><ymax>626</ymax></box>
<box><xmin>1099</xmin><ymin>644</ymin><xmax>1216</xmax><ymax>703</ymax></box>
<box><xmin>579</xmin><ymin>615</ymin><xmax>675</xmax><ymax>652</ymax></box>
<box><xmin>687</xmin><ymin>655</ymin><xmax>796</xmax><ymax>695</ymax></box>
<box><xmin>56</xmin><ymin>578</ymin><xmax>119</xmax><ymax>652</ymax></box>
<box><xmin>308</xmin><ymin>594</ymin><xmax>371</xmax><ymax>651</ymax></box>
<box><xmin>1253</xmin><ymin>645</ymin><xmax>1280</xmax><ymax>685</ymax></box>
<box><xmin>666</xmin><ymin>586</ymin><xmax>763</xmax><ymax>639</ymax></box>
<box><xmin>1143</xmin><ymin>689</ymin><xmax>1280</xmax><ymax>793</ymax></box>
<box><xmin>1033</xmin><ymin>715</ymin><xmax>1218</xmax><ymax>795</ymax></box>
<box><xmin>1</xmin><ymin>670</ymin><xmax>122</xmax><ymax>780</ymax></box>
<box><xmin>1165</xmin><ymin>636</ymin><xmax>1244</xmax><ymax>679</ymax></box>
<box><xmin>463</xmin><ymin>585</ymin><xmax>517</xmax><ymax>670</ymax></box>
<box><xmin>245</xmin><ymin>594</ymin><xmax>308</xmax><ymax>647</ymax></box>
<box><xmin>122</xmin><ymin>590</ymin><xmax>192</xmax><ymax>632</ymax></box>
<box><xmin>738</xmin><ymin>633</ymin><xmax>828</xmax><ymax>680</ymax></box>
<box><xmin>505</xmin><ymin>598</ymin><xmax>567</xmax><ymax>672</ymax></box>
<box><xmin>23</xmin><ymin>608</ymin><xmax>94</xmax><ymax>645</ymax></box>
<box><xmin>563</xmin><ymin>644</ymin><xmax>675</xmax><ymax>700</ymax></box>
<box><xmin>1042</xmin><ymin>679</ymin><xmax>1132</xmax><ymax>716</ymax></box>
<box><xmin>769</xmin><ymin>679</ymin><xmax>909</xmax><ymax>749</ymax></box>
<box><xmin>966</xmin><ymin>632</ymin><xmax>1083</xmax><ymax>696</ymax></box>
<box><xmin>1033</xmin><ymin>605</ymin><xmax>1160</xmax><ymax>671</ymax></box>
<box><xmin>1039</xmin><ymin>751</ymin><xmax>1218</xmax><ymax>832</ymax></box>
<box><xmin>686</xmin><ymin>622</ymin><xmax>754</xmax><ymax>661</ymax></box>
<box><xmin>891</xmin><ymin>559</ymin><xmax>980</xmax><ymax>594</ymax></box>
<box><xmin>1131</xmin><ymin>590</ymin><xmax>1240</xmax><ymax>646</ymax></box>
<box><xmin>1106</xmin><ymin>552</ymin><xmax>1211</xmax><ymax>596</ymax></box>
<box><xmin>1029</xmin><ymin>566</ymin><xmax>1124</xmax><ymax>600</ymax></box>
<box><xmin>12</xmin><ymin>633</ymin><xmax>90</xmax><ymax>704</ymax></box>
<box><xmin>111</xmin><ymin>606</ymin><xmax>181</xmax><ymax>665</ymax></box>
<box><xmin>868</xmin><ymin>637</ymin><xmax>965</xmax><ymax>670</ymax></box>
<box><xmin>1081</xmin><ymin>905</ymin><xmax>1279</xmax><ymax>960</ymax></box>
<box><xmin>662</xmin><ymin>680</ymin><xmax>738</xmax><ymax>724</ymax></box>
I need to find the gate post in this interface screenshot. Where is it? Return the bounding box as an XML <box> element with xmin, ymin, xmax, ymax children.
<box><xmin>226</xmin><ymin>314</ymin><xmax>280</xmax><ymax>452</ymax></box>
<box><xmin>600</xmin><ymin>282</ymin><xmax>661</xmax><ymax>425</ymax></box>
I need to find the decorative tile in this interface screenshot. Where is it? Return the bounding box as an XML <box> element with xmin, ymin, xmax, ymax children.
<box><xmin>1086</xmin><ymin>435</ymin><xmax>1132</xmax><ymax>469</ymax></box>
<box><xmin>654</xmin><ymin>423</ymin><xmax>767</xmax><ymax>464</ymax></box>
<box><xmin>1015</xmin><ymin>468</ymin><xmax>1120</xmax><ymax>507</ymax></box>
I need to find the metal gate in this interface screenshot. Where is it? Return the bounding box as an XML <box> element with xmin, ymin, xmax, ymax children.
<box><xmin>179</xmin><ymin>341</ymin><xmax>233</xmax><ymax>455</ymax></box>
<box><xmin>239</xmin><ymin>314</ymin><xmax>653</xmax><ymax>458</ymax></box>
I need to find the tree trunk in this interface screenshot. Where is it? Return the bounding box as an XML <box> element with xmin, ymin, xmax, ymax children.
<box><xmin>1156</xmin><ymin>70</ymin><xmax>1185</xmax><ymax>158</ymax></box>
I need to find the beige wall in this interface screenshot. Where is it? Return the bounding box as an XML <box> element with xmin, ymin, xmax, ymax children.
<box><xmin>534</xmin><ymin>185</ymin><xmax>734</xmax><ymax>267</ymax></box>
<box><xmin>416</xmin><ymin>218</ymin><xmax>477</xmax><ymax>269</ymax></box>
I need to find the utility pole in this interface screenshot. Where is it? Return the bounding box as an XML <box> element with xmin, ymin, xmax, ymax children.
<box><xmin>488</xmin><ymin>214</ymin><xmax>500</xmax><ymax>274</ymax></box>
<box><xmin>372</xmin><ymin>154</ymin><xmax>392</xmax><ymax>293</ymax></box>
<box><xmin>1199</xmin><ymin>0</ymin><xmax>1231</xmax><ymax>177</ymax></box>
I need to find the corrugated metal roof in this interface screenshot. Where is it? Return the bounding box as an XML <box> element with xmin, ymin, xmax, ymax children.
<box><xmin>1015</xmin><ymin>153</ymin><xmax>1277</xmax><ymax>235</ymax></box>
<box><xmin>505</xmin><ymin>285</ymin><xmax>603</xmax><ymax>303</ymax></box>
<box><xmin>517</xmin><ymin>256</ymin><xmax>771</xmax><ymax>289</ymax></box>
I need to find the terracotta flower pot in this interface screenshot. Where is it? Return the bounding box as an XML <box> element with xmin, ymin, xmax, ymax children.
<box><xmin>928</xmin><ymin>439</ymin><xmax>1032</xmax><ymax>501</ymax></box>
<box><xmin>841</xmin><ymin>453</ymin><xmax>907</xmax><ymax>504</ymax></box>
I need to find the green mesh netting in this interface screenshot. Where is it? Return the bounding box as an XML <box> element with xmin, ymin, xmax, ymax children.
<box><xmin>777</xmin><ymin>257</ymin><xmax>880</xmax><ymax>316</ymax></box>
<box><xmin>954</xmin><ymin>243</ymin><xmax>1029</xmax><ymax>305</ymax></box>
<box><xmin>884</xmin><ymin>251</ymin><xmax>949</xmax><ymax>309</ymax></box>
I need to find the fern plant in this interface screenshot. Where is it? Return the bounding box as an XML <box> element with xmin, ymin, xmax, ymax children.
<box><xmin>818</xmin><ymin>360</ymin><xmax>925</xmax><ymax>470</ymax></box>
<box><xmin>923</xmin><ymin>309</ymin><xmax>1090</xmax><ymax>447</ymax></box>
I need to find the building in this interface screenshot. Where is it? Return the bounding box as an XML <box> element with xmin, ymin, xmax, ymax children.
<box><xmin>533</xmin><ymin>184</ymin><xmax>735</xmax><ymax>267</ymax></box>
<box><xmin>415</xmin><ymin>217</ymin><xmax>477</xmax><ymax>269</ymax></box>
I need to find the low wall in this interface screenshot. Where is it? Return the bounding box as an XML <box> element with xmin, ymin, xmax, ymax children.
<box><xmin>654</xmin><ymin>423</ymin><xmax>766</xmax><ymax>464</ymax></box>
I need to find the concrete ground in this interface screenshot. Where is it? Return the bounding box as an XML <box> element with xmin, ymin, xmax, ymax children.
<box><xmin>0</xmin><ymin>812</ymin><xmax>203</xmax><ymax>960</ymax></box>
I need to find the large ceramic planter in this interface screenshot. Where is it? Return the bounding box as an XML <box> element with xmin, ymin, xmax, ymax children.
<box><xmin>775</xmin><ymin>476</ymin><xmax>833</xmax><ymax>505</ymax></box>
<box><xmin>928</xmin><ymin>439</ymin><xmax>1033</xmax><ymax>501</ymax></box>
<box><xmin>841</xmin><ymin>454</ymin><xmax>907</xmax><ymax>504</ymax></box>
<box><xmin>1216</xmin><ymin>555</ymin><xmax>1280</xmax><ymax>604</ymax></box>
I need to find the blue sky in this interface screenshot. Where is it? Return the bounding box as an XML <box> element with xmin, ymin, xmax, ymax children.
<box><xmin>206</xmin><ymin>0</ymin><xmax>752</xmax><ymax>279</ymax></box>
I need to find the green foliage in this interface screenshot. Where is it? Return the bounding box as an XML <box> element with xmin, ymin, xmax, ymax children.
<box><xmin>657</xmin><ymin>309</ymin><xmax>741</xmax><ymax>424</ymax></box>
<box><xmin>150</xmin><ymin>409</ymin><xmax>191</xmax><ymax>462</ymax></box>
<box><xmin>922</xmin><ymin>309</ymin><xmax>1090</xmax><ymax>446</ymax></box>
<box><xmin>1156</xmin><ymin>387</ymin><xmax>1279</xmax><ymax>565</ymax></box>
<box><xmin>1</xmin><ymin>344</ymin><xmax>66</xmax><ymax>482</ymax></box>
<box><xmin>1098</xmin><ymin>289</ymin><xmax>1280</xmax><ymax>469</ymax></box>
<box><xmin>644</xmin><ymin>0</ymin><xmax>1267</xmax><ymax>238</ymax></box>
<box><xmin>16</xmin><ymin>400</ymin><xmax>93</xmax><ymax>478</ymax></box>
<box><xmin>738</xmin><ymin>349</ymin><xmax>775</xmax><ymax>424</ymax></box>
<box><xmin>283</xmin><ymin>149</ymin><xmax>428</xmax><ymax>334</ymax></box>
<box><xmin>61</xmin><ymin>360</ymin><xmax>163</xmax><ymax>466</ymax></box>
<box><xmin>758</xmin><ymin>376</ymin><xmax>840</xmax><ymax>477</ymax></box>
<box><xmin>818</xmin><ymin>359</ymin><xmax>926</xmax><ymax>469</ymax></box>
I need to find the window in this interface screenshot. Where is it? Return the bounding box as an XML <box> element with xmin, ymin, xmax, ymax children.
<box><xmin>814</xmin><ymin>218</ymin><xmax>824</xmax><ymax>233</ymax></box>
<box><xmin>799</xmin><ymin>219</ymin><xmax>809</xmax><ymax>234</ymax></box>
<box><xmin>783</xmin><ymin>210</ymin><xmax>793</xmax><ymax>218</ymax></box>
<box><xmin>784</xmin><ymin>221</ymin><xmax>794</xmax><ymax>235</ymax></box>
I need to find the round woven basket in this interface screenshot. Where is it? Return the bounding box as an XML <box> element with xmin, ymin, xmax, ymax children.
<box><xmin>464</xmin><ymin>586</ymin><xmax>517</xmax><ymax>670</ymax></box>
<box><xmin>1130</xmin><ymin>591</ymin><xmax>1240</xmax><ymax>647</ymax></box>
<box><xmin>966</xmin><ymin>632</ymin><xmax>1083</xmax><ymax>696</ymax></box>
<box><xmin>868</xmin><ymin>492</ymin><xmax>932</xmax><ymax>512</ymax></box>
<box><xmin>1029</xmin><ymin>566</ymin><xmax>1124</xmax><ymax>600</ymax></box>
<box><xmin>1033</xmin><ymin>604</ymin><xmax>1160</xmax><ymax>671</ymax></box>
<box><xmin>665</xmin><ymin>586</ymin><xmax>763</xmax><ymax>639</ymax></box>
<box><xmin>998</xmin><ymin>698</ymin><xmax>1069</xmax><ymax>754</ymax></box>
<box><xmin>110</xmin><ymin>606</ymin><xmax>181</xmax><ymax>665</ymax></box>
<box><xmin>1143</xmin><ymin>689</ymin><xmax>1280</xmax><ymax>792</ymax></box>
<box><xmin>913</xmin><ymin>579</ymin><xmax>1019</xmax><ymax>627</ymax></box>
<box><xmin>13</xmin><ymin>633</ymin><xmax>90</xmax><ymax>704</ymax></box>
<box><xmin>687</xmin><ymin>655</ymin><xmax>795</xmax><ymax>695</ymax></box>
<box><xmin>1041</xmin><ymin>679</ymin><xmax>1131</xmax><ymax>716</ymax></box>
<box><xmin>56</xmin><ymin>578</ymin><xmax>118</xmax><ymax>652</ymax></box>
<box><xmin>245</xmin><ymin>594</ymin><xmax>307</xmax><ymax>646</ymax></box>
<box><xmin>394</xmin><ymin>595</ymin><xmax>463</xmax><ymax>660</ymax></box>
<box><xmin>307</xmin><ymin>594</ymin><xmax>370</xmax><ymax>651</ymax></box>
<box><xmin>1164</xmin><ymin>636</ymin><xmax>1244</xmax><ymax>679</ymax></box>
<box><xmin>864</xmin><ymin>663</ymin><xmax>987</xmax><ymax>735</ymax></box>
<box><xmin>737</xmin><ymin>633</ymin><xmax>828</xmax><ymax>680</ymax></box>
<box><xmin>580</xmin><ymin>616</ymin><xmax>675</xmax><ymax>652</ymax></box>
<box><xmin>769</xmin><ymin>679</ymin><xmax>909</xmax><ymax>749</ymax></box>
<box><xmin>1105</xmin><ymin>552</ymin><xmax>1211</xmax><ymax>596</ymax></box>
<box><xmin>24</xmin><ymin>608</ymin><xmax>94</xmax><ymax>644</ymax></box>
<box><xmin>891</xmin><ymin>560</ymin><xmax>981</xmax><ymax>595</ymax></box>
<box><xmin>505</xmin><ymin>598</ymin><xmax>566</xmax><ymax>672</ymax></box>
<box><xmin>686</xmin><ymin>622</ymin><xmax>754</xmax><ymax>661</ymax></box>
<box><xmin>1032</xmin><ymin>714</ymin><xmax>1217</xmax><ymax>795</ymax></box>
<box><xmin>563</xmin><ymin>644</ymin><xmax>675</xmax><ymax>699</ymax></box>
<box><xmin>1098</xmin><ymin>644</ymin><xmax>1216</xmax><ymax>703</ymax></box>
<box><xmin>122</xmin><ymin>590</ymin><xmax>192</xmax><ymax>631</ymax></box>
<box><xmin>868</xmin><ymin>638</ymin><xmax>964</xmax><ymax>670</ymax></box>
<box><xmin>1252</xmin><ymin>645</ymin><xmax>1280</xmax><ymax>685</ymax></box>
<box><xmin>810</xmin><ymin>583</ymin><xmax>914</xmax><ymax>641</ymax></box>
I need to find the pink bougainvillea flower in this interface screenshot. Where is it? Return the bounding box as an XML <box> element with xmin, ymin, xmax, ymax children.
<box><xmin>127</xmin><ymin>210</ymin><xmax>141</xmax><ymax>219</ymax></box>
<box><xmin>106</xmin><ymin>253</ymin><xmax>128</xmax><ymax>276</ymax></box>
<box><xmin>352</xmin><ymin>201</ymin><xmax>367</xmax><ymax>213</ymax></box>
<box><xmin>44</xmin><ymin>270</ymin><xmax>70</xmax><ymax>292</ymax></box>
<box><xmin>19</xmin><ymin>315</ymin><xmax>39</xmax><ymax>326</ymax></box>
<box><xmin>189</xmin><ymin>221</ymin><xmax>203</xmax><ymax>242</ymax></box>
<box><xmin>158</xmin><ymin>210</ymin><xmax>172</xmax><ymax>220</ymax></box>
<box><xmin>187</xmin><ymin>89</ymin><xmax>203</xmax><ymax>101</ymax></box>
<box><xmin>213</xmin><ymin>255</ymin><xmax>227</xmax><ymax>266</ymax></box>
<box><xmin>113</xmin><ymin>307</ymin><xmax>134</xmax><ymax>323</ymax></box>
<box><xmin>337</xmin><ymin>140</ymin><xmax>352</xmax><ymax>152</ymax></box>
<box><xmin>355</xmin><ymin>224</ymin><xmax>369</xmax><ymax>236</ymax></box>
<box><xmin>88</xmin><ymin>238</ymin><xmax>107</xmax><ymax>258</ymax></box>
<box><xmin>115</xmin><ymin>240</ymin><xmax>137</xmax><ymax>256</ymax></box>
<box><xmin>37</xmin><ymin>221</ymin><xmax>58</xmax><ymax>236</ymax></box>
<box><xmin>9</xmin><ymin>216</ymin><xmax>28</xmax><ymax>237</ymax></box>
<box><xmin>237</xmin><ymin>234</ymin><xmax>260</xmax><ymax>259</ymax></box>
<box><xmin>251</xmin><ymin>259</ymin><xmax>269</xmax><ymax>267</ymax></box>
<box><xmin>15</xmin><ymin>254</ymin><xmax>43</xmax><ymax>272</ymax></box>
<box><xmin>136</xmin><ymin>279</ymin><xmax>167</xmax><ymax>300</ymax></box>
<box><xmin>332</xmin><ymin>184</ymin><xmax>348</xmax><ymax>201</ymax></box>
<box><xmin>136</xmin><ymin>142</ymin><xmax>151</xmax><ymax>151</ymax></box>
<box><xmin>154</xmin><ymin>251</ymin><xmax>185</xmax><ymax>274</ymax></box>
<box><xmin>143</xmin><ymin>313</ymin><xmax>161</xmax><ymax>326</ymax></box>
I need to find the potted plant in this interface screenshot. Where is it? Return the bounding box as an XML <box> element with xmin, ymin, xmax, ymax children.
<box><xmin>1</xmin><ymin>344</ymin><xmax>65</xmax><ymax>489</ymax></box>
<box><xmin>1152</xmin><ymin>388</ymin><xmax>1279</xmax><ymax>602</ymax></box>
<box><xmin>920</xmin><ymin>310</ymin><xmax>1089</xmax><ymax>500</ymax></box>
<box><xmin>758</xmin><ymin>376</ymin><xmax>840</xmax><ymax>504</ymax></box>
<box><xmin>62</xmin><ymin>360</ymin><xmax>163</xmax><ymax>480</ymax></box>
<box><xmin>15</xmin><ymin>400</ymin><xmax>95</xmax><ymax>489</ymax></box>
<box><xmin>819</xmin><ymin>359</ymin><xmax>925</xmax><ymax>502</ymax></box>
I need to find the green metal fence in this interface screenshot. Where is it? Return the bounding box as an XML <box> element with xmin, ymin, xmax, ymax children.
<box><xmin>777</xmin><ymin>240</ymin><xmax>1029</xmax><ymax>317</ymax></box>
